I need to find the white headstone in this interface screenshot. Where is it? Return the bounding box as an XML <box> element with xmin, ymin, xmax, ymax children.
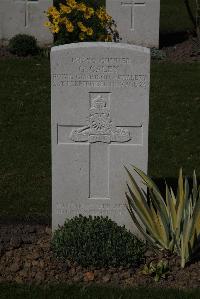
<box><xmin>0</xmin><ymin>0</ymin><xmax>52</xmax><ymax>46</ymax></box>
<box><xmin>51</xmin><ymin>42</ymin><xmax>150</xmax><ymax>232</ymax></box>
<box><xmin>106</xmin><ymin>0</ymin><xmax>160</xmax><ymax>47</ymax></box>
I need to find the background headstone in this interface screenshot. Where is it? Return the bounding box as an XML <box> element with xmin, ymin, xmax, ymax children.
<box><xmin>0</xmin><ymin>0</ymin><xmax>52</xmax><ymax>46</ymax></box>
<box><xmin>106</xmin><ymin>0</ymin><xmax>160</xmax><ymax>48</ymax></box>
<box><xmin>51</xmin><ymin>42</ymin><xmax>150</xmax><ymax>232</ymax></box>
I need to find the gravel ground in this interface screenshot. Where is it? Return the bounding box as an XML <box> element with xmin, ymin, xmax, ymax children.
<box><xmin>1</xmin><ymin>224</ymin><xmax>200</xmax><ymax>289</ymax></box>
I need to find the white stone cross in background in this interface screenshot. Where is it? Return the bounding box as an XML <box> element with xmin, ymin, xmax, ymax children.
<box><xmin>121</xmin><ymin>0</ymin><xmax>145</xmax><ymax>30</ymax></box>
<box><xmin>14</xmin><ymin>0</ymin><xmax>38</xmax><ymax>27</ymax></box>
<box><xmin>0</xmin><ymin>0</ymin><xmax>52</xmax><ymax>45</ymax></box>
<box><xmin>106</xmin><ymin>0</ymin><xmax>160</xmax><ymax>47</ymax></box>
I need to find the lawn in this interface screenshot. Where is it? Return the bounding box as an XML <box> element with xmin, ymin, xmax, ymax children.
<box><xmin>0</xmin><ymin>58</ymin><xmax>51</xmax><ymax>221</ymax></box>
<box><xmin>160</xmin><ymin>0</ymin><xmax>197</xmax><ymax>33</ymax></box>
<box><xmin>0</xmin><ymin>58</ymin><xmax>199</xmax><ymax>220</ymax></box>
<box><xmin>1</xmin><ymin>283</ymin><xmax>200</xmax><ymax>299</ymax></box>
<box><xmin>149</xmin><ymin>62</ymin><xmax>200</xmax><ymax>179</ymax></box>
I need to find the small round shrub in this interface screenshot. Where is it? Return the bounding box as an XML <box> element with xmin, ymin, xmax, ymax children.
<box><xmin>9</xmin><ymin>34</ymin><xmax>38</xmax><ymax>57</ymax></box>
<box><xmin>52</xmin><ymin>215</ymin><xmax>146</xmax><ymax>267</ymax></box>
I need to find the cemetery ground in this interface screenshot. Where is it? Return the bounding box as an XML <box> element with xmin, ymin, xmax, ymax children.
<box><xmin>0</xmin><ymin>53</ymin><xmax>200</xmax><ymax>294</ymax></box>
<box><xmin>0</xmin><ymin>2</ymin><xmax>200</xmax><ymax>297</ymax></box>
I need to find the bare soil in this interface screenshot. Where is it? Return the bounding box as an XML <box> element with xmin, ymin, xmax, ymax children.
<box><xmin>162</xmin><ymin>36</ymin><xmax>200</xmax><ymax>63</ymax></box>
<box><xmin>1</xmin><ymin>224</ymin><xmax>200</xmax><ymax>289</ymax></box>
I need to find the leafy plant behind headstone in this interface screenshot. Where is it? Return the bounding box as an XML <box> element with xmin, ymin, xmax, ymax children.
<box><xmin>46</xmin><ymin>0</ymin><xmax>119</xmax><ymax>45</ymax></box>
<box><xmin>8</xmin><ymin>34</ymin><xmax>38</xmax><ymax>57</ymax></box>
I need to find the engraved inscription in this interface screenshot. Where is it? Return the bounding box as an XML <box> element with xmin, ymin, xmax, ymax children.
<box><xmin>56</xmin><ymin>202</ymin><xmax>125</xmax><ymax>216</ymax></box>
<box><xmin>52</xmin><ymin>56</ymin><xmax>149</xmax><ymax>89</ymax></box>
<box><xmin>71</xmin><ymin>57</ymin><xmax>130</xmax><ymax>64</ymax></box>
<box><xmin>70</xmin><ymin>94</ymin><xmax>131</xmax><ymax>144</ymax></box>
<box><xmin>52</xmin><ymin>73</ymin><xmax>148</xmax><ymax>88</ymax></box>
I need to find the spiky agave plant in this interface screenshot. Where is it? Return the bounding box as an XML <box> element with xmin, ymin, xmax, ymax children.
<box><xmin>125</xmin><ymin>166</ymin><xmax>200</xmax><ymax>268</ymax></box>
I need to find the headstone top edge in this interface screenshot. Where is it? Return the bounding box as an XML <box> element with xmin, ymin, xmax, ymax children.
<box><xmin>51</xmin><ymin>42</ymin><xmax>150</xmax><ymax>54</ymax></box>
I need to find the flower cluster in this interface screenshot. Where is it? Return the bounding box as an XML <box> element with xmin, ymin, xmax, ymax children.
<box><xmin>45</xmin><ymin>0</ymin><xmax>119</xmax><ymax>44</ymax></box>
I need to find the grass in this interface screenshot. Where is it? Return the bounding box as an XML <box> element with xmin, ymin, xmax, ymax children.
<box><xmin>1</xmin><ymin>283</ymin><xmax>200</xmax><ymax>299</ymax></box>
<box><xmin>160</xmin><ymin>0</ymin><xmax>197</xmax><ymax>33</ymax></box>
<box><xmin>0</xmin><ymin>58</ymin><xmax>51</xmax><ymax>221</ymax></box>
<box><xmin>149</xmin><ymin>62</ymin><xmax>200</xmax><ymax>179</ymax></box>
<box><xmin>0</xmin><ymin>58</ymin><xmax>200</xmax><ymax>219</ymax></box>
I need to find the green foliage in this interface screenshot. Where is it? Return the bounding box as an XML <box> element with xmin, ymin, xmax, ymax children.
<box><xmin>51</xmin><ymin>215</ymin><xmax>145</xmax><ymax>267</ymax></box>
<box><xmin>151</xmin><ymin>48</ymin><xmax>166</xmax><ymax>60</ymax></box>
<box><xmin>142</xmin><ymin>260</ymin><xmax>169</xmax><ymax>282</ymax></box>
<box><xmin>8</xmin><ymin>34</ymin><xmax>38</xmax><ymax>57</ymax></box>
<box><xmin>125</xmin><ymin>166</ymin><xmax>200</xmax><ymax>268</ymax></box>
<box><xmin>46</xmin><ymin>0</ymin><xmax>119</xmax><ymax>45</ymax></box>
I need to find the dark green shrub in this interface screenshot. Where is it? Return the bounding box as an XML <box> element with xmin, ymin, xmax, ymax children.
<box><xmin>151</xmin><ymin>48</ymin><xmax>166</xmax><ymax>60</ymax></box>
<box><xmin>52</xmin><ymin>215</ymin><xmax>146</xmax><ymax>267</ymax></box>
<box><xmin>8</xmin><ymin>34</ymin><xmax>38</xmax><ymax>57</ymax></box>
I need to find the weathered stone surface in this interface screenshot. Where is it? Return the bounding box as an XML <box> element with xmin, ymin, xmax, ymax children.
<box><xmin>0</xmin><ymin>0</ymin><xmax>53</xmax><ymax>46</ymax></box>
<box><xmin>106</xmin><ymin>0</ymin><xmax>160</xmax><ymax>47</ymax></box>
<box><xmin>51</xmin><ymin>42</ymin><xmax>150</xmax><ymax>233</ymax></box>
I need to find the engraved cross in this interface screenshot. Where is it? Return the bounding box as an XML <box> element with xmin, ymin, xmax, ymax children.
<box><xmin>58</xmin><ymin>92</ymin><xmax>133</xmax><ymax>200</ymax></box>
<box><xmin>121</xmin><ymin>0</ymin><xmax>146</xmax><ymax>30</ymax></box>
<box><xmin>14</xmin><ymin>0</ymin><xmax>38</xmax><ymax>27</ymax></box>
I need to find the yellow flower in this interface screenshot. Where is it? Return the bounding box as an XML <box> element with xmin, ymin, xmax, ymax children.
<box><xmin>88</xmin><ymin>7</ymin><xmax>94</xmax><ymax>15</ymax></box>
<box><xmin>44</xmin><ymin>21</ymin><xmax>51</xmax><ymax>28</ymax></box>
<box><xmin>84</xmin><ymin>7</ymin><xmax>94</xmax><ymax>19</ymax></box>
<box><xmin>86</xmin><ymin>27</ymin><xmax>93</xmax><ymax>36</ymax></box>
<box><xmin>60</xmin><ymin>4</ymin><xmax>72</xmax><ymax>14</ymax></box>
<box><xmin>47</xmin><ymin>6</ymin><xmax>60</xmax><ymax>19</ymax></box>
<box><xmin>66</xmin><ymin>20</ymin><xmax>74</xmax><ymax>32</ymax></box>
<box><xmin>84</xmin><ymin>13</ymin><xmax>90</xmax><ymax>19</ymax></box>
<box><xmin>96</xmin><ymin>7</ymin><xmax>111</xmax><ymax>22</ymax></box>
<box><xmin>77</xmin><ymin>21</ymin><xmax>87</xmax><ymax>32</ymax></box>
<box><xmin>79</xmin><ymin>32</ymin><xmax>85</xmax><ymax>41</ymax></box>
<box><xmin>46</xmin><ymin>6</ymin><xmax>57</xmax><ymax>16</ymax></box>
<box><xmin>52</xmin><ymin>25</ymin><xmax>60</xmax><ymax>33</ymax></box>
<box><xmin>67</xmin><ymin>0</ymin><xmax>77</xmax><ymax>9</ymax></box>
<box><xmin>53</xmin><ymin>20</ymin><xmax>59</xmax><ymax>26</ymax></box>
<box><xmin>77</xmin><ymin>3</ymin><xmax>86</xmax><ymax>12</ymax></box>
